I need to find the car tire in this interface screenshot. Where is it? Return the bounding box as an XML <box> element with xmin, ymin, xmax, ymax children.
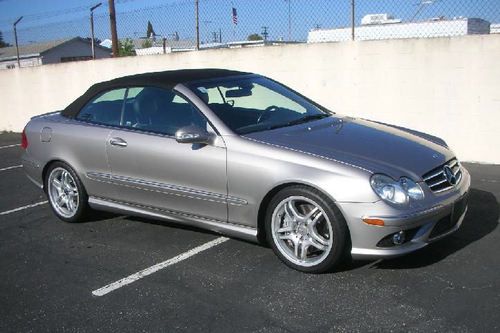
<box><xmin>44</xmin><ymin>162</ymin><xmax>90</xmax><ymax>223</ymax></box>
<box><xmin>265</xmin><ymin>185</ymin><xmax>350</xmax><ymax>273</ymax></box>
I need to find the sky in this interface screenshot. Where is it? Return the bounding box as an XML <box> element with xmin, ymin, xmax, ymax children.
<box><xmin>0</xmin><ymin>0</ymin><xmax>499</xmax><ymax>45</ymax></box>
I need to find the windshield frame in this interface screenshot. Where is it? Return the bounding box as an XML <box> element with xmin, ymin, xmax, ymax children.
<box><xmin>186</xmin><ymin>74</ymin><xmax>334</xmax><ymax>135</ymax></box>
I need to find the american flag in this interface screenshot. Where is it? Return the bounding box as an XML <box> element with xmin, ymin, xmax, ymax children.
<box><xmin>232</xmin><ymin>7</ymin><xmax>238</xmax><ymax>25</ymax></box>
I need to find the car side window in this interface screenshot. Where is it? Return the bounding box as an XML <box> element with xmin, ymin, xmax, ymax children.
<box><xmin>76</xmin><ymin>88</ymin><xmax>126</xmax><ymax>126</ymax></box>
<box><xmin>122</xmin><ymin>86</ymin><xmax>207</xmax><ymax>136</ymax></box>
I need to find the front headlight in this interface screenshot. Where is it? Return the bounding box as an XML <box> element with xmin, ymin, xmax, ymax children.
<box><xmin>370</xmin><ymin>174</ymin><xmax>424</xmax><ymax>205</ymax></box>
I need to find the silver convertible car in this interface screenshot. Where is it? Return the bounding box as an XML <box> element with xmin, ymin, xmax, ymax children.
<box><xmin>22</xmin><ymin>69</ymin><xmax>470</xmax><ymax>273</ymax></box>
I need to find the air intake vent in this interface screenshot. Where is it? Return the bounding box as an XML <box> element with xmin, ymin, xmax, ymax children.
<box><xmin>422</xmin><ymin>158</ymin><xmax>462</xmax><ymax>193</ymax></box>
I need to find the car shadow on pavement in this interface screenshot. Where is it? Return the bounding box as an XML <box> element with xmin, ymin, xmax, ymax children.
<box><xmin>124</xmin><ymin>215</ymin><xmax>225</xmax><ymax>237</ymax></box>
<box><xmin>373</xmin><ymin>188</ymin><xmax>499</xmax><ymax>269</ymax></box>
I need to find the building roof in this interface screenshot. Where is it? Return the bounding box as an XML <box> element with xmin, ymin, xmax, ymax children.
<box><xmin>61</xmin><ymin>68</ymin><xmax>251</xmax><ymax>118</ymax></box>
<box><xmin>0</xmin><ymin>37</ymin><xmax>109</xmax><ymax>61</ymax></box>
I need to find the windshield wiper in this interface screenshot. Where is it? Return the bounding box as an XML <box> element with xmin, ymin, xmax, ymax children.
<box><xmin>288</xmin><ymin>113</ymin><xmax>330</xmax><ymax>126</ymax></box>
<box><xmin>268</xmin><ymin>113</ymin><xmax>330</xmax><ymax>130</ymax></box>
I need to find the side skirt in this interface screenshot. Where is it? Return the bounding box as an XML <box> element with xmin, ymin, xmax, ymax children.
<box><xmin>88</xmin><ymin>196</ymin><xmax>258</xmax><ymax>243</ymax></box>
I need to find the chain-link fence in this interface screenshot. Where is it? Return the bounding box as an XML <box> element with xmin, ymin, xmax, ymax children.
<box><xmin>0</xmin><ymin>0</ymin><xmax>499</xmax><ymax>65</ymax></box>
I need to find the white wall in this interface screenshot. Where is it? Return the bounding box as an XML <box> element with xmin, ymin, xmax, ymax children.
<box><xmin>308</xmin><ymin>18</ymin><xmax>490</xmax><ymax>43</ymax></box>
<box><xmin>0</xmin><ymin>56</ymin><xmax>42</xmax><ymax>70</ymax></box>
<box><xmin>0</xmin><ymin>34</ymin><xmax>499</xmax><ymax>164</ymax></box>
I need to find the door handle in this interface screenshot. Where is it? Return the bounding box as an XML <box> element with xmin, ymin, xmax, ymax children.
<box><xmin>109</xmin><ymin>137</ymin><xmax>128</xmax><ymax>147</ymax></box>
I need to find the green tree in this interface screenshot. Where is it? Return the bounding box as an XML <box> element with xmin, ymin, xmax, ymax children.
<box><xmin>118</xmin><ymin>38</ymin><xmax>135</xmax><ymax>56</ymax></box>
<box><xmin>146</xmin><ymin>21</ymin><xmax>156</xmax><ymax>38</ymax></box>
<box><xmin>141</xmin><ymin>39</ymin><xmax>153</xmax><ymax>48</ymax></box>
<box><xmin>0</xmin><ymin>31</ymin><xmax>12</xmax><ymax>48</ymax></box>
<box><xmin>247</xmin><ymin>33</ymin><xmax>263</xmax><ymax>41</ymax></box>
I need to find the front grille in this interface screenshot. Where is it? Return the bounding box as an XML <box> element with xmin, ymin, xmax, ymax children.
<box><xmin>422</xmin><ymin>158</ymin><xmax>462</xmax><ymax>193</ymax></box>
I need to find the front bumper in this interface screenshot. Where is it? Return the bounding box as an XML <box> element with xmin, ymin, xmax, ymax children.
<box><xmin>338</xmin><ymin>167</ymin><xmax>471</xmax><ymax>260</ymax></box>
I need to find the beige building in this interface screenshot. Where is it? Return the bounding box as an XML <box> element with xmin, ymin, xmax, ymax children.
<box><xmin>0</xmin><ymin>37</ymin><xmax>111</xmax><ymax>70</ymax></box>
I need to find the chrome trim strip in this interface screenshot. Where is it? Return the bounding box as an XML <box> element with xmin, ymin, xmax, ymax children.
<box><xmin>428</xmin><ymin>177</ymin><xmax>447</xmax><ymax>187</ymax></box>
<box><xmin>86</xmin><ymin>172</ymin><xmax>248</xmax><ymax>206</ymax></box>
<box><xmin>423</xmin><ymin>170</ymin><xmax>444</xmax><ymax>181</ymax></box>
<box><xmin>88</xmin><ymin>196</ymin><xmax>258</xmax><ymax>242</ymax></box>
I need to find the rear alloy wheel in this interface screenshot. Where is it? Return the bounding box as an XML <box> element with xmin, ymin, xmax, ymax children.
<box><xmin>266</xmin><ymin>186</ymin><xmax>349</xmax><ymax>273</ymax></box>
<box><xmin>45</xmin><ymin>162</ymin><xmax>89</xmax><ymax>223</ymax></box>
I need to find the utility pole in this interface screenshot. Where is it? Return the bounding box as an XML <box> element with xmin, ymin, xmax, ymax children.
<box><xmin>261</xmin><ymin>26</ymin><xmax>269</xmax><ymax>42</ymax></box>
<box><xmin>195</xmin><ymin>0</ymin><xmax>200</xmax><ymax>50</ymax></box>
<box><xmin>13</xmin><ymin>16</ymin><xmax>23</xmax><ymax>68</ymax></box>
<box><xmin>219</xmin><ymin>28</ymin><xmax>222</xmax><ymax>43</ymax></box>
<box><xmin>90</xmin><ymin>3</ymin><xmax>102</xmax><ymax>59</ymax></box>
<box><xmin>351</xmin><ymin>0</ymin><xmax>355</xmax><ymax>41</ymax></box>
<box><xmin>108</xmin><ymin>0</ymin><xmax>119</xmax><ymax>57</ymax></box>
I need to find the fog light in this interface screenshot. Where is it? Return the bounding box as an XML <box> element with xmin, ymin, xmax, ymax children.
<box><xmin>392</xmin><ymin>231</ymin><xmax>406</xmax><ymax>245</ymax></box>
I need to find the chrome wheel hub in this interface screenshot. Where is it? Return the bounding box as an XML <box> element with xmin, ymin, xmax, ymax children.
<box><xmin>48</xmin><ymin>167</ymin><xmax>79</xmax><ymax>218</ymax></box>
<box><xmin>271</xmin><ymin>196</ymin><xmax>333</xmax><ymax>267</ymax></box>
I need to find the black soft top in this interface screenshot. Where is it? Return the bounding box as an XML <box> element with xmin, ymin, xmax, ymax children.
<box><xmin>61</xmin><ymin>68</ymin><xmax>250</xmax><ymax>118</ymax></box>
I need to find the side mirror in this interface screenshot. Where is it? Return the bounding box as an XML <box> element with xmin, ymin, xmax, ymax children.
<box><xmin>175</xmin><ymin>125</ymin><xmax>212</xmax><ymax>145</ymax></box>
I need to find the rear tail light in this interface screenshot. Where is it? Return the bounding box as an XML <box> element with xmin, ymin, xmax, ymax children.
<box><xmin>21</xmin><ymin>128</ymin><xmax>28</xmax><ymax>149</ymax></box>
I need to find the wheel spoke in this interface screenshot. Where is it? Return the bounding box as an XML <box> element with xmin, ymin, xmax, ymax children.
<box><xmin>308</xmin><ymin>235</ymin><xmax>327</xmax><ymax>251</ymax></box>
<box><xmin>304</xmin><ymin>206</ymin><xmax>319</xmax><ymax>221</ymax></box>
<box><xmin>67</xmin><ymin>197</ymin><xmax>76</xmax><ymax>212</ymax></box>
<box><xmin>294</xmin><ymin>239</ymin><xmax>301</xmax><ymax>258</ymax></box>
<box><xmin>309</xmin><ymin>211</ymin><xmax>323</xmax><ymax>227</ymax></box>
<box><xmin>277</xmin><ymin>225</ymin><xmax>293</xmax><ymax>234</ymax></box>
<box><xmin>299</xmin><ymin>241</ymin><xmax>309</xmax><ymax>260</ymax></box>
<box><xmin>62</xmin><ymin>171</ymin><xmax>70</xmax><ymax>187</ymax></box>
<box><xmin>285</xmin><ymin>200</ymin><xmax>301</xmax><ymax>220</ymax></box>
<box><xmin>308</xmin><ymin>224</ymin><xmax>330</xmax><ymax>245</ymax></box>
<box><xmin>52</xmin><ymin>178</ymin><xmax>62</xmax><ymax>191</ymax></box>
<box><xmin>56</xmin><ymin>194</ymin><xmax>65</xmax><ymax>206</ymax></box>
<box><xmin>279</xmin><ymin>234</ymin><xmax>293</xmax><ymax>241</ymax></box>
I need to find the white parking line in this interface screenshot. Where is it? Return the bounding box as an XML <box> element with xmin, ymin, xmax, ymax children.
<box><xmin>92</xmin><ymin>236</ymin><xmax>229</xmax><ymax>297</ymax></box>
<box><xmin>0</xmin><ymin>201</ymin><xmax>48</xmax><ymax>216</ymax></box>
<box><xmin>0</xmin><ymin>165</ymin><xmax>22</xmax><ymax>172</ymax></box>
<box><xmin>0</xmin><ymin>144</ymin><xmax>21</xmax><ymax>150</ymax></box>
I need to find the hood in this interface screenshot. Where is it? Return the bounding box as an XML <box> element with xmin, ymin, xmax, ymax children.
<box><xmin>244</xmin><ymin>116</ymin><xmax>454</xmax><ymax>180</ymax></box>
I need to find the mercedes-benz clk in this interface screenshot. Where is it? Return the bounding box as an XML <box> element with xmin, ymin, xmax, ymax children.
<box><xmin>21</xmin><ymin>69</ymin><xmax>470</xmax><ymax>273</ymax></box>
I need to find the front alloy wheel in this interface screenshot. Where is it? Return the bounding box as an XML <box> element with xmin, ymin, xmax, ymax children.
<box><xmin>266</xmin><ymin>186</ymin><xmax>349</xmax><ymax>273</ymax></box>
<box><xmin>272</xmin><ymin>196</ymin><xmax>333</xmax><ymax>267</ymax></box>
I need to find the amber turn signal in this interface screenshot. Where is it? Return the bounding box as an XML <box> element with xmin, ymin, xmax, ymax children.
<box><xmin>362</xmin><ymin>218</ymin><xmax>385</xmax><ymax>226</ymax></box>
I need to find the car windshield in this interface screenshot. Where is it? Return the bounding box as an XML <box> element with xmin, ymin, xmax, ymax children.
<box><xmin>188</xmin><ymin>75</ymin><xmax>331</xmax><ymax>134</ymax></box>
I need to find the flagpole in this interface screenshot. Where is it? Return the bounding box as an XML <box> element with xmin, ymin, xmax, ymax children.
<box><xmin>231</xmin><ymin>2</ymin><xmax>236</xmax><ymax>41</ymax></box>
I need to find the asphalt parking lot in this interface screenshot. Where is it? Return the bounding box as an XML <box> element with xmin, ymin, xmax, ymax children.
<box><xmin>0</xmin><ymin>132</ymin><xmax>499</xmax><ymax>332</ymax></box>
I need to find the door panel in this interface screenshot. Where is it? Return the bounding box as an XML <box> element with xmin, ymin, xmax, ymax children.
<box><xmin>60</xmin><ymin>121</ymin><xmax>114</xmax><ymax>199</ymax></box>
<box><xmin>106</xmin><ymin>129</ymin><xmax>228</xmax><ymax>222</ymax></box>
